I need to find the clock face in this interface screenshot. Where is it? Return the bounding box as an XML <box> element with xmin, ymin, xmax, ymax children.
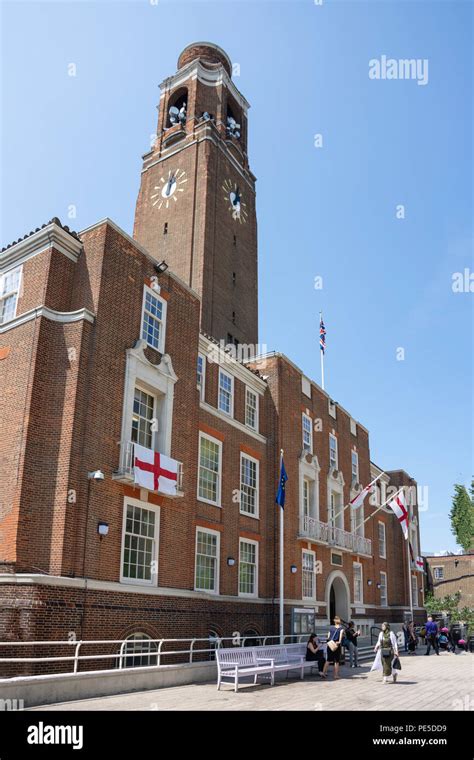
<box><xmin>222</xmin><ymin>179</ymin><xmax>248</xmax><ymax>224</ymax></box>
<box><xmin>151</xmin><ymin>169</ymin><xmax>187</xmax><ymax>209</ymax></box>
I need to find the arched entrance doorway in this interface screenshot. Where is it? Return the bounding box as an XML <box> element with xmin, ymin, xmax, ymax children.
<box><xmin>325</xmin><ymin>571</ymin><xmax>350</xmax><ymax>624</ymax></box>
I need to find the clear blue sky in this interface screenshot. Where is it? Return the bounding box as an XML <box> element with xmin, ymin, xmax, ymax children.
<box><xmin>1</xmin><ymin>0</ymin><xmax>472</xmax><ymax>554</ymax></box>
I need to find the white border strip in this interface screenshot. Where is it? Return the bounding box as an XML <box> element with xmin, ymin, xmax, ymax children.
<box><xmin>0</xmin><ymin>305</ymin><xmax>95</xmax><ymax>334</ymax></box>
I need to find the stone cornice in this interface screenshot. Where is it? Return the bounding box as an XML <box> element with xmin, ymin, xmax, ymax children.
<box><xmin>0</xmin><ymin>305</ymin><xmax>95</xmax><ymax>334</ymax></box>
<box><xmin>0</xmin><ymin>223</ymin><xmax>83</xmax><ymax>271</ymax></box>
<box><xmin>142</xmin><ymin>133</ymin><xmax>256</xmax><ymax>192</ymax></box>
<box><xmin>159</xmin><ymin>59</ymin><xmax>250</xmax><ymax>112</ymax></box>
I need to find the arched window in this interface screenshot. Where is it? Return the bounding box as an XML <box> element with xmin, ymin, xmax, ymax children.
<box><xmin>242</xmin><ymin>628</ymin><xmax>262</xmax><ymax>647</ymax></box>
<box><xmin>121</xmin><ymin>633</ymin><xmax>158</xmax><ymax>668</ymax></box>
<box><xmin>226</xmin><ymin>101</ymin><xmax>242</xmax><ymax>140</ymax></box>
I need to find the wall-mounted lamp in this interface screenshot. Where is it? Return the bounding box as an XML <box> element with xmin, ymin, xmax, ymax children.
<box><xmin>376</xmin><ymin>583</ymin><xmax>381</xmax><ymax>589</ymax></box>
<box><xmin>367</xmin><ymin>580</ymin><xmax>373</xmax><ymax>586</ymax></box>
<box><xmin>290</xmin><ymin>565</ymin><xmax>298</xmax><ymax>574</ymax></box>
<box><xmin>97</xmin><ymin>521</ymin><xmax>109</xmax><ymax>538</ymax></box>
<box><xmin>154</xmin><ymin>260</ymin><xmax>168</xmax><ymax>274</ymax></box>
<box><xmin>227</xmin><ymin>557</ymin><xmax>235</xmax><ymax>567</ymax></box>
<box><xmin>88</xmin><ymin>470</ymin><xmax>105</xmax><ymax>481</ymax></box>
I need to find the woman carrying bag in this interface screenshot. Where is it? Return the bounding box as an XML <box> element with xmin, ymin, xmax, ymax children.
<box><xmin>323</xmin><ymin>615</ymin><xmax>344</xmax><ymax>680</ymax></box>
<box><xmin>371</xmin><ymin>622</ymin><xmax>400</xmax><ymax>684</ymax></box>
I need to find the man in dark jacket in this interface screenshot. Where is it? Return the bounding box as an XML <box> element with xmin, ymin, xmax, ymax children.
<box><xmin>345</xmin><ymin>622</ymin><xmax>361</xmax><ymax>667</ymax></box>
<box><xmin>425</xmin><ymin>616</ymin><xmax>440</xmax><ymax>655</ymax></box>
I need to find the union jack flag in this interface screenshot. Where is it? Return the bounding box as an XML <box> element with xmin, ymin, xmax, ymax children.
<box><xmin>319</xmin><ymin>316</ymin><xmax>326</xmax><ymax>354</ymax></box>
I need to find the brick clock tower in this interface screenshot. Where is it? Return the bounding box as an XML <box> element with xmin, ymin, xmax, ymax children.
<box><xmin>134</xmin><ymin>42</ymin><xmax>258</xmax><ymax>347</ymax></box>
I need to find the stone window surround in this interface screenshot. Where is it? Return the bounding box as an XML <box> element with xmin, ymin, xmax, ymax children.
<box><xmin>238</xmin><ymin>537</ymin><xmax>259</xmax><ymax>598</ymax></box>
<box><xmin>119</xmin><ymin>496</ymin><xmax>160</xmax><ymax>587</ymax></box>
<box><xmin>140</xmin><ymin>284</ymin><xmax>167</xmax><ymax>354</ymax></box>
<box><xmin>118</xmin><ymin>339</ymin><xmax>178</xmax><ymax>461</ymax></box>
<box><xmin>239</xmin><ymin>451</ymin><xmax>260</xmax><ymax>519</ymax></box>
<box><xmin>197</xmin><ymin>431</ymin><xmax>223</xmax><ymax>507</ymax></box>
<box><xmin>194</xmin><ymin>526</ymin><xmax>221</xmax><ymax>595</ymax></box>
<box><xmin>302</xmin><ymin>548</ymin><xmax>317</xmax><ymax>601</ymax></box>
<box><xmin>299</xmin><ymin>453</ymin><xmax>320</xmax><ymax>521</ymax></box>
<box><xmin>353</xmin><ymin>561</ymin><xmax>364</xmax><ymax>605</ymax></box>
<box><xmin>327</xmin><ymin>468</ymin><xmax>345</xmax><ymax>529</ymax></box>
<box><xmin>380</xmin><ymin>570</ymin><xmax>388</xmax><ymax>607</ymax></box>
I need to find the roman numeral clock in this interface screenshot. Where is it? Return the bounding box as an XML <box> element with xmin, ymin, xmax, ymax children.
<box><xmin>151</xmin><ymin>169</ymin><xmax>187</xmax><ymax>210</ymax></box>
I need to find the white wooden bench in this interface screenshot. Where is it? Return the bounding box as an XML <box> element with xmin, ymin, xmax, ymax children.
<box><xmin>255</xmin><ymin>645</ymin><xmax>314</xmax><ymax>679</ymax></box>
<box><xmin>216</xmin><ymin>647</ymin><xmax>275</xmax><ymax>692</ymax></box>
<box><xmin>216</xmin><ymin>643</ymin><xmax>320</xmax><ymax>691</ymax></box>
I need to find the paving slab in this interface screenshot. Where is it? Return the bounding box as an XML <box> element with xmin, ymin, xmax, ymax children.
<box><xmin>28</xmin><ymin>651</ymin><xmax>474</xmax><ymax>712</ymax></box>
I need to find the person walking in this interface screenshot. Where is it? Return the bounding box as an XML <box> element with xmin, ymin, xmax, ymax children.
<box><xmin>371</xmin><ymin>622</ymin><xmax>399</xmax><ymax>684</ymax></box>
<box><xmin>450</xmin><ymin>624</ymin><xmax>461</xmax><ymax>651</ymax></box>
<box><xmin>323</xmin><ymin>616</ymin><xmax>345</xmax><ymax>680</ymax></box>
<box><xmin>407</xmin><ymin>621</ymin><xmax>418</xmax><ymax>654</ymax></box>
<box><xmin>419</xmin><ymin>624</ymin><xmax>426</xmax><ymax>647</ymax></box>
<box><xmin>306</xmin><ymin>633</ymin><xmax>327</xmax><ymax>677</ymax></box>
<box><xmin>345</xmin><ymin>621</ymin><xmax>361</xmax><ymax>667</ymax></box>
<box><xmin>425</xmin><ymin>616</ymin><xmax>440</xmax><ymax>656</ymax></box>
<box><xmin>446</xmin><ymin>628</ymin><xmax>456</xmax><ymax>653</ymax></box>
<box><xmin>402</xmin><ymin>621</ymin><xmax>410</xmax><ymax>653</ymax></box>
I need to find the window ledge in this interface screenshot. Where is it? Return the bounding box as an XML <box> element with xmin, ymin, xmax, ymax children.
<box><xmin>200</xmin><ymin>401</ymin><xmax>266</xmax><ymax>443</ymax></box>
<box><xmin>239</xmin><ymin>510</ymin><xmax>260</xmax><ymax>520</ymax></box>
<box><xmin>196</xmin><ymin>496</ymin><xmax>222</xmax><ymax>508</ymax></box>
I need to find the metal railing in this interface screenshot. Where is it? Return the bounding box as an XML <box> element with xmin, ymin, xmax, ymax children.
<box><xmin>300</xmin><ymin>516</ymin><xmax>372</xmax><ymax>556</ymax></box>
<box><xmin>0</xmin><ymin>634</ymin><xmax>311</xmax><ymax>678</ymax></box>
<box><xmin>370</xmin><ymin>625</ymin><xmax>382</xmax><ymax>645</ymax></box>
<box><xmin>115</xmin><ymin>440</ymin><xmax>183</xmax><ymax>493</ymax></box>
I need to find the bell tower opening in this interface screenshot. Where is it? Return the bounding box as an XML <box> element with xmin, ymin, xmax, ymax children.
<box><xmin>166</xmin><ymin>88</ymin><xmax>188</xmax><ymax>129</ymax></box>
<box><xmin>133</xmin><ymin>42</ymin><xmax>258</xmax><ymax>348</ymax></box>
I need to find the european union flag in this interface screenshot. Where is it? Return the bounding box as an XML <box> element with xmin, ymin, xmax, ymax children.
<box><xmin>275</xmin><ymin>458</ymin><xmax>288</xmax><ymax>509</ymax></box>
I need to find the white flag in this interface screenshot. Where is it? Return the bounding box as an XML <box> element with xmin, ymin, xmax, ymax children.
<box><xmin>350</xmin><ymin>483</ymin><xmax>371</xmax><ymax>510</ymax></box>
<box><xmin>133</xmin><ymin>444</ymin><xmax>178</xmax><ymax>495</ymax></box>
<box><xmin>387</xmin><ymin>490</ymin><xmax>409</xmax><ymax>540</ymax></box>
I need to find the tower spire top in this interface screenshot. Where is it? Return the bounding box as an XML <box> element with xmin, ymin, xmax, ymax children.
<box><xmin>177</xmin><ymin>42</ymin><xmax>232</xmax><ymax>77</ymax></box>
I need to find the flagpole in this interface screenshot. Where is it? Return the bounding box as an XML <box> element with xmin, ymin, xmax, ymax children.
<box><xmin>279</xmin><ymin>449</ymin><xmax>284</xmax><ymax>645</ymax></box>
<box><xmin>407</xmin><ymin>535</ymin><xmax>414</xmax><ymax>622</ymax></box>
<box><xmin>319</xmin><ymin>311</ymin><xmax>325</xmax><ymax>391</ymax></box>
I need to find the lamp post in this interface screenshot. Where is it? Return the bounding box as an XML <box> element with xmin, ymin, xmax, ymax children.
<box><xmin>79</xmin><ymin>470</ymin><xmax>105</xmax><ymax>639</ymax></box>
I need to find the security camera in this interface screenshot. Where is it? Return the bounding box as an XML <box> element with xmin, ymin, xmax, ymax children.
<box><xmin>88</xmin><ymin>470</ymin><xmax>105</xmax><ymax>481</ymax></box>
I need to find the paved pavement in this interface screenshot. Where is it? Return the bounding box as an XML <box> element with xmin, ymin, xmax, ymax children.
<box><xmin>29</xmin><ymin>651</ymin><xmax>473</xmax><ymax>711</ymax></box>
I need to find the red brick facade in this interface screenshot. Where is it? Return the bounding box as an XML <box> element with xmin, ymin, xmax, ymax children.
<box><xmin>0</xmin><ymin>44</ymin><xmax>424</xmax><ymax>676</ymax></box>
<box><xmin>425</xmin><ymin>554</ymin><xmax>474</xmax><ymax>609</ymax></box>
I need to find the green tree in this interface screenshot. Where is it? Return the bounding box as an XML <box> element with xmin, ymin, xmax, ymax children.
<box><xmin>424</xmin><ymin>591</ymin><xmax>461</xmax><ymax>620</ymax></box>
<box><xmin>424</xmin><ymin>592</ymin><xmax>474</xmax><ymax>629</ymax></box>
<box><xmin>449</xmin><ymin>483</ymin><xmax>474</xmax><ymax>552</ymax></box>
